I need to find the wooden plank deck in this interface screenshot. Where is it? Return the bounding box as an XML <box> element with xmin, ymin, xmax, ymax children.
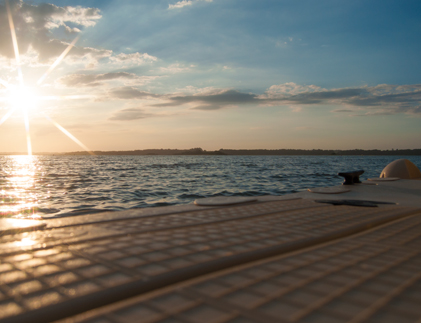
<box><xmin>0</xmin><ymin>197</ymin><xmax>420</xmax><ymax>322</ymax></box>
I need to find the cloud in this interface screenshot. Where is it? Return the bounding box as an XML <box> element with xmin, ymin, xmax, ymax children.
<box><xmin>109</xmin><ymin>52</ymin><xmax>157</xmax><ymax>66</ymax></box>
<box><xmin>332</xmin><ymin>109</ymin><xmax>355</xmax><ymax>113</ymax></box>
<box><xmin>109</xmin><ymin>108</ymin><xmax>154</xmax><ymax>121</ymax></box>
<box><xmin>367</xmin><ymin>84</ymin><xmax>421</xmax><ymax>96</ymax></box>
<box><xmin>75</xmin><ymin>77</ymin><xmax>421</xmax><ymax>117</ymax></box>
<box><xmin>169</xmin><ymin>0</ymin><xmax>193</xmax><ymax>9</ymax></box>
<box><xmin>262</xmin><ymin>82</ymin><xmax>325</xmax><ymax>98</ymax></box>
<box><xmin>288</xmin><ymin>88</ymin><xmax>365</xmax><ymax>104</ymax></box>
<box><xmin>171</xmin><ymin>86</ymin><xmax>219</xmax><ymax>96</ymax></box>
<box><xmin>153</xmin><ymin>87</ymin><xmax>360</xmax><ymax>108</ymax></box>
<box><xmin>347</xmin><ymin>89</ymin><xmax>421</xmax><ymax>107</ymax></box>
<box><xmin>108</xmin><ymin>87</ymin><xmax>257</xmax><ymax>108</ymax></box>
<box><xmin>168</xmin><ymin>0</ymin><xmax>213</xmax><ymax>10</ymax></box>
<box><xmin>154</xmin><ymin>89</ymin><xmax>257</xmax><ymax>107</ymax></box>
<box><xmin>64</xmin><ymin>26</ymin><xmax>81</xmax><ymax>34</ymax></box>
<box><xmin>58</xmin><ymin>72</ymin><xmax>139</xmax><ymax>87</ymax></box>
<box><xmin>148</xmin><ymin>83</ymin><xmax>421</xmax><ymax>115</ymax></box>
<box><xmin>0</xmin><ymin>1</ymin><xmax>105</xmax><ymax>63</ymax></box>
<box><xmin>47</xmin><ymin>6</ymin><xmax>101</xmax><ymax>28</ymax></box>
<box><xmin>159</xmin><ymin>63</ymin><xmax>194</xmax><ymax>74</ymax></box>
<box><xmin>0</xmin><ymin>2</ymin><xmax>156</xmax><ymax>68</ymax></box>
<box><xmin>191</xmin><ymin>105</ymin><xmax>222</xmax><ymax>110</ymax></box>
<box><xmin>255</xmin><ymin>82</ymin><xmax>421</xmax><ymax>115</ymax></box>
<box><xmin>108</xmin><ymin>87</ymin><xmax>160</xmax><ymax>100</ymax></box>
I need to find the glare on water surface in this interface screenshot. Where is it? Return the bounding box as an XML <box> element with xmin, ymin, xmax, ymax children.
<box><xmin>0</xmin><ymin>156</ymin><xmax>41</xmax><ymax>219</ymax></box>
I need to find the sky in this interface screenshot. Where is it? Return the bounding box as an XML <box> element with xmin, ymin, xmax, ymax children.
<box><xmin>0</xmin><ymin>0</ymin><xmax>420</xmax><ymax>153</ymax></box>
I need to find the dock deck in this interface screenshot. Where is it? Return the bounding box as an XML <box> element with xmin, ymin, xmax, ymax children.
<box><xmin>0</xmin><ymin>179</ymin><xmax>420</xmax><ymax>322</ymax></box>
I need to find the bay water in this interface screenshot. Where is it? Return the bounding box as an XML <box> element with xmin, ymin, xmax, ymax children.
<box><xmin>1</xmin><ymin>155</ymin><xmax>420</xmax><ymax>219</ymax></box>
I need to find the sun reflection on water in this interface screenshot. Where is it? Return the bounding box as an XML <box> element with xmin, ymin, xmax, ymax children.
<box><xmin>0</xmin><ymin>155</ymin><xmax>41</xmax><ymax>219</ymax></box>
<box><xmin>15</xmin><ymin>237</ymin><xmax>38</xmax><ymax>247</ymax></box>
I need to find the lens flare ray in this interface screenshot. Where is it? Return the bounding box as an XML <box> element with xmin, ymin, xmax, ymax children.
<box><xmin>43</xmin><ymin>114</ymin><xmax>94</xmax><ymax>155</ymax></box>
<box><xmin>0</xmin><ymin>108</ymin><xmax>16</xmax><ymax>126</ymax></box>
<box><xmin>6</xmin><ymin>0</ymin><xmax>24</xmax><ymax>86</ymax></box>
<box><xmin>23</xmin><ymin>110</ymin><xmax>32</xmax><ymax>156</ymax></box>
<box><xmin>37</xmin><ymin>36</ymin><xmax>80</xmax><ymax>86</ymax></box>
<box><xmin>0</xmin><ymin>78</ymin><xmax>10</xmax><ymax>89</ymax></box>
<box><xmin>41</xmin><ymin>94</ymin><xmax>96</xmax><ymax>101</ymax></box>
<box><xmin>3</xmin><ymin>1</ymin><xmax>93</xmax><ymax>156</ymax></box>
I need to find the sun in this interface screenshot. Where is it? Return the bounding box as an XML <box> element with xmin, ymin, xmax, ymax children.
<box><xmin>8</xmin><ymin>85</ymin><xmax>39</xmax><ymax>113</ymax></box>
<box><xmin>0</xmin><ymin>0</ymin><xmax>94</xmax><ymax>156</ymax></box>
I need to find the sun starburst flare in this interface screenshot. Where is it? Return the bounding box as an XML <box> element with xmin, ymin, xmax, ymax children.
<box><xmin>43</xmin><ymin>113</ymin><xmax>95</xmax><ymax>155</ymax></box>
<box><xmin>1</xmin><ymin>0</ymin><xmax>94</xmax><ymax>156</ymax></box>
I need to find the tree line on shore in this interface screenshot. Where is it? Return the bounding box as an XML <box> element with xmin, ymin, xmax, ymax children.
<box><xmin>59</xmin><ymin>147</ymin><xmax>421</xmax><ymax>156</ymax></box>
<box><xmin>2</xmin><ymin>148</ymin><xmax>420</xmax><ymax>156</ymax></box>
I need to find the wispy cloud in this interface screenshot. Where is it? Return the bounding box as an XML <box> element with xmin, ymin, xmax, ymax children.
<box><xmin>109</xmin><ymin>52</ymin><xmax>157</xmax><ymax>66</ymax></box>
<box><xmin>117</xmin><ymin>89</ymin><xmax>252</xmax><ymax>112</ymax></box>
<box><xmin>154</xmin><ymin>89</ymin><xmax>257</xmax><ymax>107</ymax></box>
<box><xmin>191</xmin><ymin>104</ymin><xmax>223</xmax><ymax>110</ymax></box>
<box><xmin>58</xmin><ymin>72</ymin><xmax>139</xmax><ymax>87</ymax></box>
<box><xmin>332</xmin><ymin>109</ymin><xmax>355</xmax><ymax>113</ymax></box>
<box><xmin>101</xmin><ymin>82</ymin><xmax>421</xmax><ymax>117</ymax></box>
<box><xmin>108</xmin><ymin>86</ymin><xmax>160</xmax><ymax>100</ymax></box>
<box><xmin>168</xmin><ymin>0</ymin><xmax>213</xmax><ymax>10</ymax></box>
<box><xmin>159</xmin><ymin>63</ymin><xmax>194</xmax><ymax>74</ymax></box>
<box><xmin>262</xmin><ymin>82</ymin><xmax>325</xmax><ymax>98</ymax></box>
<box><xmin>260</xmin><ymin>83</ymin><xmax>421</xmax><ymax>115</ymax></box>
<box><xmin>109</xmin><ymin>108</ymin><xmax>155</xmax><ymax>121</ymax></box>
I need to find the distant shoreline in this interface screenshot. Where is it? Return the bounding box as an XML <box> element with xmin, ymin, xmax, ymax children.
<box><xmin>1</xmin><ymin>148</ymin><xmax>420</xmax><ymax>156</ymax></box>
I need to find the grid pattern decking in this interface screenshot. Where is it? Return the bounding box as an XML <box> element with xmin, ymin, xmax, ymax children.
<box><xmin>0</xmin><ymin>200</ymin><xmax>419</xmax><ymax>322</ymax></box>
<box><xmin>67</xmin><ymin>214</ymin><xmax>421</xmax><ymax>323</ymax></box>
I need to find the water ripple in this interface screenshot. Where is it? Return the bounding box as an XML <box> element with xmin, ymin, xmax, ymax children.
<box><xmin>0</xmin><ymin>155</ymin><xmax>419</xmax><ymax>219</ymax></box>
